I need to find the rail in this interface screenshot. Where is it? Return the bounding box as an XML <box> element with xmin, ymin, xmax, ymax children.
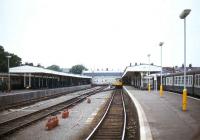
<box><xmin>0</xmin><ymin>86</ymin><xmax>106</xmax><ymax>137</ymax></box>
<box><xmin>85</xmin><ymin>89</ymin><xmax>126</xmax><ymax>140</ymax></box>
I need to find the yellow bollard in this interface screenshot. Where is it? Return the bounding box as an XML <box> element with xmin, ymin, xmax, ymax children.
<box><xmin>148</xmin><ymin>84</ymin><xmax>151</xmax><ymax>92</ymax></box>
<box><xmin>160</xmin><ymin>84</ymin><xmax>163</xmax><ymax>96</ymax></box>
<box><xmin>182</xmin><ymin>88</ymin><xmax>187</xmax><ymax>111</ymax></box>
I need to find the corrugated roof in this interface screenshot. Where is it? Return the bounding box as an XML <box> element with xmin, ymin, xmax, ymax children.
<box><xmin>122</xmin><ymin>64</ymin><xmax>161</xmax><ymax>77</ymax></box>
<box><xmin>82</xmin><ymin>70</ymin><xmax>122</xmax><ymax>77</ymax></box>
<box><xmin>9</xmin><ymin>65</ymin><xmax>91</xmax><ymax>79</ymax></box>
<box><xmin>83</xmin><ymin>70</ymin><xmax>123</xmax><ymax>73</ymax></box>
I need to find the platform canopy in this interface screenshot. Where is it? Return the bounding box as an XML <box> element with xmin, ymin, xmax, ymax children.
<box><xmin>122</xmin><ymin>64</ymin><xmax>161</xmax><ymax>78</ymax></box>
<box><xmin>9</xmin><ymin>65</ymin><xmax>91</xmax><ymax>79</ymax></box>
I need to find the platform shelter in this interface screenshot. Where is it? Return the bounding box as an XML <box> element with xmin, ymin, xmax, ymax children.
<box><xmin>122</xmin><ymin>64</ymin><xmax>161</xmax><ymax>89</ymax></box>
<box><xmin>9</xmin><ymin>65</ymin><xmax>91</xmax><ymax>89</ymax></box>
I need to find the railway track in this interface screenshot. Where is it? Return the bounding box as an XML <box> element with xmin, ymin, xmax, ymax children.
<box><xmin>0</xmin><ymin>86</ymin><xmax>106</xmax><ymax>138</ymax></box>
<box><xmin>86</xmin><ymin>89</ymin><xmax>126</xmax><ymax>140</ymax></box>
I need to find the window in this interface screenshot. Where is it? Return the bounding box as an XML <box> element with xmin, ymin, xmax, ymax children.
<box><xmin>174</xmin><ymin>77</ymin><xmax>177</xmax><ymax>85</ymax></box>
<box><xmin>186</xmin><ymin>75</ymin><xmax>193</xmax><ymax>87</ymax></box>
<box><xmin>189</xmin><ymin>75</ymin><xmax>193</xmax><ymax>86</ymax></box>
<box><xmin>166</xmin><ymin>77</ymin><xmax>173</xmax><ymax>85</ymax></box>
<box><xmin>174</xmin><ymin>75</ymin><xmax>193</xmax><ymax>87</ymax></box>
<box><xmin>162</xmin><ymin>78</ymin><xmax>165</xmax><ymax>85</ymax></box>
<box><xmin>195</xmin><ymin>74</ymin><xmax>200</xmax><ymax>87</ymax></box>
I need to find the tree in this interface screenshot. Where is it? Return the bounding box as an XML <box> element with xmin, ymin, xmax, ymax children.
<box><xmin>0</xmin><ymin>45</ymin><xmax>22</xmax><ymax>72</ymax></box>
<box><xmin>37</xmin><ymin>63</ymin><xmax>44</xmax><ymax>68</ymax></box>
<box><xmin>70</xmin><ymin>64</ymin><xmax>88</xmax><ymax>74</ymax></box>
<box><xmin>47</xmin><ymin>65</ymin><xmax>61</xmax><ymax>72</ymax></box>
<box><xmin>25</xmin><ymin>62</ymin><xmax>34</xmax><ymax>66</ymax></box>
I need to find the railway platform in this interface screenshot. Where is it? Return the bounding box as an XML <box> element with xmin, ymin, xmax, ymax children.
<box><xmin>124</xmin><ymin>86</ymin><xmax>200</xmax><ymax>140</ymax></box>
<box><xmin>0</xmin><ymin>87</ymin><xmax>100</xmax><ymax>125</ymax></box>
<box><xmin>0</xmin><ymin>85</ymin><xmax>91</xmax><ymax>108</ymax></box>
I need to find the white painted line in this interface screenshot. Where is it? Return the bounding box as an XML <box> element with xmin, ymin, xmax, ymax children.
<box><xmin>91</xmin><ymin>112</ymin><xmax>97</xmax><ymax>116</ymax></box>
<box><xmin>85</xmin><ymin>118</ymin><xmax>93</xmax><ymax>123</ymax></box>
<box><xmin>123</xmin><ymin>86</ymin><xmax>153</xmax><ymax>140</ymax></box>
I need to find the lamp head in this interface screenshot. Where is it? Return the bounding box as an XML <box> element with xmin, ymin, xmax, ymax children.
<box><xmin>180</xmin><ymin>9</ymin><xmax>191</xmax><ymax>19</ymax></box>
<box><xmin>159</xmin><ymin>42</ymin><xmax>164</xmax><ymax>46</ymax></box>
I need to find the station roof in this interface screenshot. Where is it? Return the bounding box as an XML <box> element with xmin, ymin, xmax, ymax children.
<box><xmin>82</xmin><ymin>70</ymin><xmax>123</xmax><ymax>77</ymax></box>
<box><xmin>9</xmin><ymin>65</ymin><xmax>91</xmax><ymax>79</ymax></box>
<box><xmin>122</xmin><ymin>64</ymin><xmax>161</xmax><ymax>77</ymax></box>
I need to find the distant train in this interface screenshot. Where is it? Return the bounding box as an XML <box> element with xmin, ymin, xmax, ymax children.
<box><xmin>123</xmin><ymin>69</ymin><xmax>200</xmax><ymax>98</ymax></box>
<box><xmin>112</xmin><ymin>78</ymin><xmax>123</xmax><ymax>89</ymax></box>
<box><xmin>162</xmin><ymin>70</ymin><xmax>200</xmax><ymax>98</ymax></box>
<box><xmin>140</xmin><ymin>70</ymin><xmax>200</xmax><ymax>98</ymax></box>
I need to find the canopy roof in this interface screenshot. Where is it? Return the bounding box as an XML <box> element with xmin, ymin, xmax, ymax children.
<box><xmin>83</xmin><ymin>70</ymin><xmax>122</xmax><ymax>77</ymax></box>
<box><xmin>10</xmin><ymin>65</ymin><xmax>91</xmax><ymax>79</ymax></box>
<box><xmin>122</xmin><ymin>64</ymin><xmax>161</xmax><ymax>77</ymax></box>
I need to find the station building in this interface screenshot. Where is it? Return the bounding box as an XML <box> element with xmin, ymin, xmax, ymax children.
<box><xmin>82</xmin><ymin>70</ymin><xmax>122</xmax><ymax>85</ymax></box>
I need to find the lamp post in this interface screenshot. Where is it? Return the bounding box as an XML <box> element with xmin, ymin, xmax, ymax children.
<box><xmin>179</xmin><ymin>9</ymin><xmax>191</xmax><ymax>111</ymax></box>
<box><xmin>6</xmin><ymin>56</ymin><xmax>11</xmax><ymax>92</ymax></box>
<box><xmin>147</xmin><ymin>54</ymin><xmax>151</xmax><ymax>92</ymax></box>
<box><xmin>159</xmin><ymin>42</ymin><xmax>164</xmax><ymax>96</ymax></box>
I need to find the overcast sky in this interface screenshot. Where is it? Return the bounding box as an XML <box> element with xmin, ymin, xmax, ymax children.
<box><xmin>0</xmin><ymin>0</ymin><xmax>199</xmax><ymax>71</ymax></box>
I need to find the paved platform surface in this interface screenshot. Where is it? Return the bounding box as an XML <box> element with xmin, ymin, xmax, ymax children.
<box><xmin>0</xmin><ymin>89</ymin><xmax>36</xmax><ymax>96</ymax></box>
<box><xmin>0</xmin><ymin>85</ymin><xmax>92</xmax><ymax>108</ymax></box>
<box><xmin>125</xmin><ymin>86</ymin><xmax>200</xmax><ymax>140</ymax></box>
<box><xmin>0</xmin><ymin>85</ymin><xmax>91</xmax><ymax>97</ymax></box>
<box><xmin>0</xmin><ymin>87</ymin><xmax>100</xmax><ymax>124</ymax></box>
<box><xmin>2</xmin><ymin>90</ymin><xmax>112</xmax><ymax>140</ymax></box>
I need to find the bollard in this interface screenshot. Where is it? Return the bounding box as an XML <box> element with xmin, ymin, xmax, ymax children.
<box><xmin>87</xmin><ymin>98</ymin><xmax>91</xmax><ymax>103</ymax></box>
<box><xmin>54</xmin><ymin>116</ymin><xmax>59</xmax><ymax>126</ymax></box>
<box><xmin>182</xmin><ymin>89</ymin><xmax>187</xmax><ymax>111</ymax></box>
<box><xmin>148</xmin><ymin>84</ymin><xmax>151</xmax><ymax>92</ymax></box>
<box><xmin>160</xmin><ymin>84</ymin><xmax>163</xmax><ymax>96</ymax></box>
<box><xmin>46</xmin><ymin>116</ymin><xmax>59</xmax><ymax>130</ymax></box>
<box><xmin>62</xmin><ymin>109</ymin><xmax>69</xmax><ymax>118</ymax></box>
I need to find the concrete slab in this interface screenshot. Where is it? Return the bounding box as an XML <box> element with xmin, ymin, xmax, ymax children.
<box><xmin>0</xmin><ymin>87</ymin><xmax>99</xmax><ymax>124</ymax></box>
<box><xmin>124</xmin><ymin>86</ymin><xmax>200</xmax><ymax>140</ymax></box>
<box><xmin>2</xmin><ymin>90</ymin><xmax>112</xmax><ymax>140</ymax></box>
<box><xmin>0</xmin><ymin>85</ymin><xmax>91</xmax><ymax>107</ymax></box>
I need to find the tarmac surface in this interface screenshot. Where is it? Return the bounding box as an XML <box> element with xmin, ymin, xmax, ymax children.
<box><xmin>2</xmin><ymin>90</ymin><xmax>112</xmax><ymax>140</ymax></box>
<box><xmin>125</xmin><ymin>86</ymin><xmax>200</xmax><ymax>140</ymax></box>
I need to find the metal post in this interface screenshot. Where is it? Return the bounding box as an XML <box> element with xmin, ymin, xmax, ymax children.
<box><xmin>24</xmin><ymin>73</ymin><xmax>26</xmax><ymax>88</ymax></box>
<box><xmin>161</xmin><ymin>45</ymin><xmax>162</xmax><ymax>86</ymax></box>
<box><xmin>182</xmin><ymin>18</ymin><xmax>187</xmax><ymax>111</ymax></box>
<box><xmin>159</xmin><ymin>42</ymin><xmax>164</xmax><ymax>96</ymax></box>
<box><xmin>8</xmin><ymin>57</ymin><xmax>10</xmax><ymax>91</ymax></box>
<box><xmin>6</xmin><ymin>56</ymin><xmax>11</xmax><ymax>92</ymax></box>
<box><xmin>179</xmin><ymin>9</ymin><xmax>191</xmax><ymax>111</ymax></box>
<box><xmin>184</xmin><ymin>18</ymin><xmax>186</xmax><ymax>90</ymax></box>
<box><xmin>29</xmin><ymin>73</ymin><xmax>31</xmax><ymax>88</ymax></box>
<box><xmin>148</xmin><ymin>54</ymin><xmax>151</xmax><ymax>92</ymax></box>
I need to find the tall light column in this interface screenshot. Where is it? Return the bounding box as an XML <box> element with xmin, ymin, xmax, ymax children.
<box><xmin>147</xmin><ymin>54</ymin><xmax>151</xmax><ymax>92</ymax></box>
<box><xmin>159</xmin><ymin>42</ymin><xmax>164</xmax><ymax>96</ymax></box>
<box><xmin>6</xmin><ymin>56</ymin><xmax>11</xmax><ymax>92</ymax></box>
<box><xmin>179</xmin><ymin>9</ymin><xmax>191</xmax><ymax>111</ymax></box>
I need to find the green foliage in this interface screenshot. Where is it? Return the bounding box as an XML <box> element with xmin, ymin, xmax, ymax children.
<box><xmin>47</xmin><ymin>65</ymin><xmax>61</xmax><ymax>72</ymax></box>
<box><xmin>24</xmin><ymin>62</ymin><xmax>34</xmax><ymax>66</ymax></box>
<box><xmin>70</xmin><ymin>64</ymin><xmax>88</xmax><ymax>74</ymax></box>
<box><xmin>0</xmin><ymin>45</ymin><xmax>22</xmax><ymax>72</ymax></box>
